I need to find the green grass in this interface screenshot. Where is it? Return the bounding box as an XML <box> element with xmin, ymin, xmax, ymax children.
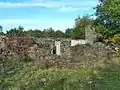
<box><xmin>1</xmin><ymin>60</ymin><xmax>120</xmax><ymax>90</ymax></box>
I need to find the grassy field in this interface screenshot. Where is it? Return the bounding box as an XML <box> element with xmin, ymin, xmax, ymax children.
<box><xmin>1</xmin><ymin>60</ymin><xmax>120</xmax><ymax>90</ymax></box>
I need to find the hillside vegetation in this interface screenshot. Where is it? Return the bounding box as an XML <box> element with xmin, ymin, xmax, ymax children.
<box><xmin>1</xmin><ymin>59</ymin><xmax>120</xmax><ymax>90</ymax></box>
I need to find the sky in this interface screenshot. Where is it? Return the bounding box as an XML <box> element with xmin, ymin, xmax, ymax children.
<box><xmin>0</xmin><ymin>0</ymin><xmax>99</xmax><ymax>32</ymax></box>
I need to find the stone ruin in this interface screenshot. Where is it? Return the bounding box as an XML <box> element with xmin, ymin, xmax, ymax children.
<box><xmin>0</xmin><ymin>26</ymin><xmax>116</xmax><ymax>68</ymax></box>
<box><xmin>85</xmin><ymin>25</ymin><xmax>96</xmax><ymax>44</ymax></box>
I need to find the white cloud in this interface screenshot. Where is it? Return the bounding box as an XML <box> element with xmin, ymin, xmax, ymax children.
<box><xmin>0</xmin><ymin>2</ymin><xmax>51</xmax><ymax>8</ymax></box>
<box><xmin>0</xmin><ymin>1</ymin><xmax>98</xmax><ymax>12</ymax></box>
<box><xmin>58</xmin><ymin>6</ymin><xmax>92</xmax><ymax>12</ymax></box>
<box><xmin>59</xmin><ymin>6</ymin><xmax>80</xmax><ymax>12</ymax></box>
<box><xmin>0</xmin><ymin>0</ymin><xmax>99</xmax><ymax>8</ymax></box>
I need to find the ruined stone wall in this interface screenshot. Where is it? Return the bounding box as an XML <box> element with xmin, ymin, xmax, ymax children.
<box><xmin>70</xmin><ymin>43</ymin><xmax>116</xmax><ymax>68</ymax></box>
<box><xmin>0</xmin><ymin>36</ymin><xmax>116</xmax><ymax>68</ymax></box>
<box><xmin>32</xmin><ymin>38</ymin><xmax>116</xmax><ymax>68</ymax></box>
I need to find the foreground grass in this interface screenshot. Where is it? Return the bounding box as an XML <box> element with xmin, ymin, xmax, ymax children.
<box><xmin>1</xmin><ymin>60</ymin><xmax>120</xmax><ymax>90</ymax></box>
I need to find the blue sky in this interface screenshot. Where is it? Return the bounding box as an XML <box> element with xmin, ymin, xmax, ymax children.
<box><xmin>0</xmin><ymin>0</ymin><xmax>99</xmax><ymax>32</ymax></box>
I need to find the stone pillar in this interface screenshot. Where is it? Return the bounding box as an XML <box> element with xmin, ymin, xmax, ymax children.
<box><xmin>85</xmin><ymin>25</ymin><xmax>96</xmax><ymax>45</ymax></box>
<box><xmin>55</xmin><ymin>41</ymin><xmax>61</xmax><ymax>56</ymax></box>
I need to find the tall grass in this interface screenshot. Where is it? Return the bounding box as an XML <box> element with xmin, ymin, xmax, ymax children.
<box><xmin>1</xmin><ymin>59</ymin><xmax>120</xmax><ymax>90</ymax></box>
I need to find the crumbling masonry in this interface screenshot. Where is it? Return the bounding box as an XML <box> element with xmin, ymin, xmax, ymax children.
<box><xmin>0</xmin><ymin>26</ymin><xmax>116</xmax><ymax>68</ymax></box>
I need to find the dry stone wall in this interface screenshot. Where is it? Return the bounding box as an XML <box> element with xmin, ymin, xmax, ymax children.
<box><xmin>0</xmin><ymin>36</ymin><xmax>116</xmax><ymax>68</ymax></box>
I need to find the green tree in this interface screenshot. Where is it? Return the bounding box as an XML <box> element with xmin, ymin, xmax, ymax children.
<box><xmin>95</xmin><ymin>0</ymin><xmax>120</xmax><ymax>38</ymax></box>
<box><xmin>72</xmin><ymin>27</ymin><xmax>85</xmax><ymax>39</ymax></box>
<box><xmin>0</xmin><ymin>25</ymin><xmax>3</xmax><ymax>32</ymax></box>
<box><xmin>73</xmin><ymin>16</ymin><xmax>94</xmax><ymax>39</ymax></box>
<box><xmin>25</xmin><ymin>29</ymin><xmax>43</xmax><ymax>38</ymax></box>
<box><xmin>65</xmin><ymin>28</ymin><xmax>74</xmax><ymax>38</ymax></box>
<box><xmin>0</xmin><ymin>25</ymin><xmax>5</xmax><ymax>35</ymax></box>
<box><xmin>6</xmin><ymin>26</ymin><xmax>25</xmax><ymax>36</ymax></box>
<box><xmin>42</xmin><ymin>28</ymin><xmax>56</xmax><ymax>38</ymax></box>
<box><xmin>47</xmin><ymin>28</ymin><xmax>56</xmax><ymax>37</ymax></box>
<box><xmin>55</xmin><ymin>30</ymin><xmax>65</xmax><ymax>38</ymax></box>
<box><xmin>75</xmin><ymin>16</ymin><xmax>93</xmax><ymax>28</ymax></box>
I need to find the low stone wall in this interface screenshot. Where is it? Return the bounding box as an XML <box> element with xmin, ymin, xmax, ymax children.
<box><xmin>0</xmin><ymin>36</ymin><xmax>117</xmax><ymax>68</ymax></box>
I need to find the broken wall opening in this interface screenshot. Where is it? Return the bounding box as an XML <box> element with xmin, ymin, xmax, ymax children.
<box><xmin>53</xmin><ymin>46</ymin><xmax>56</xmax><ymax>54</ymax></box>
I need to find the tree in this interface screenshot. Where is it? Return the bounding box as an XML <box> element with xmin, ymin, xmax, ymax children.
<box><xmin>72</xmin><ymin>27</ymin><xmax>85</xmax><ymax>39</ymax></box>
<box><xmin>65</xmin><ymin>28</ymin><xmax>74</xmax><ymax>38</ymax></box>
<box><xmin>95</xmin><ymin>0</ymin><xmax>120</xmax><ymax>38</ymax></box>
<box><xmin>6</xmin><ymin>26</ymin><xmax>25</xmax><ymax>36</ymax></box>
<box><xmin>75</xmin><ymin>15</ymin><xmax>93</xmax><ymax>28</ymax></box>
<box><xmin>64</xmin><ymin>16</ymin><xmax>94</xmax><ymax>39</ymax></box>
<box><xmin>42</xmin><ymin>28</ymin><xmax>56</xmax><ymax>38</ymax></box>
<box><xmin>0</xmin><ymin>25</ymin><xmax>5</xmax><ymax>35</ymax></box>
<box><xmin>55</xmin><ymin>30</ymin><xmax>65</xmax><ymax>38</ymax></box>
<box><xmin>46</xmin><ymin>28</ymin><xmax>56</xmax><ymax>37</ymax></box>
<box><xmin>18</xmin><ymin>26</ymin><xmax>24</xmax><ymax>31</ymax></box>
<box><xmin>0</xmin><ymin>25</ymin><xmax>3</xmax><ymax>32</ymax></box>
<box><xmin>73</xmin><ymin>16</ymin><xmax>94</xmax><ymax>39</ymax></box>
<box><xmin>25</xmin><ymin>29</ymin><xmax>43</xmax><ymax>38</ymax></box>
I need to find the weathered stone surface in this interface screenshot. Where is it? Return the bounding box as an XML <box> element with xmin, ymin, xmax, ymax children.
<box><xmin>0</xmin><ymin>36</ymin><xmax>117</xmax><ymax>68</ymax></box>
